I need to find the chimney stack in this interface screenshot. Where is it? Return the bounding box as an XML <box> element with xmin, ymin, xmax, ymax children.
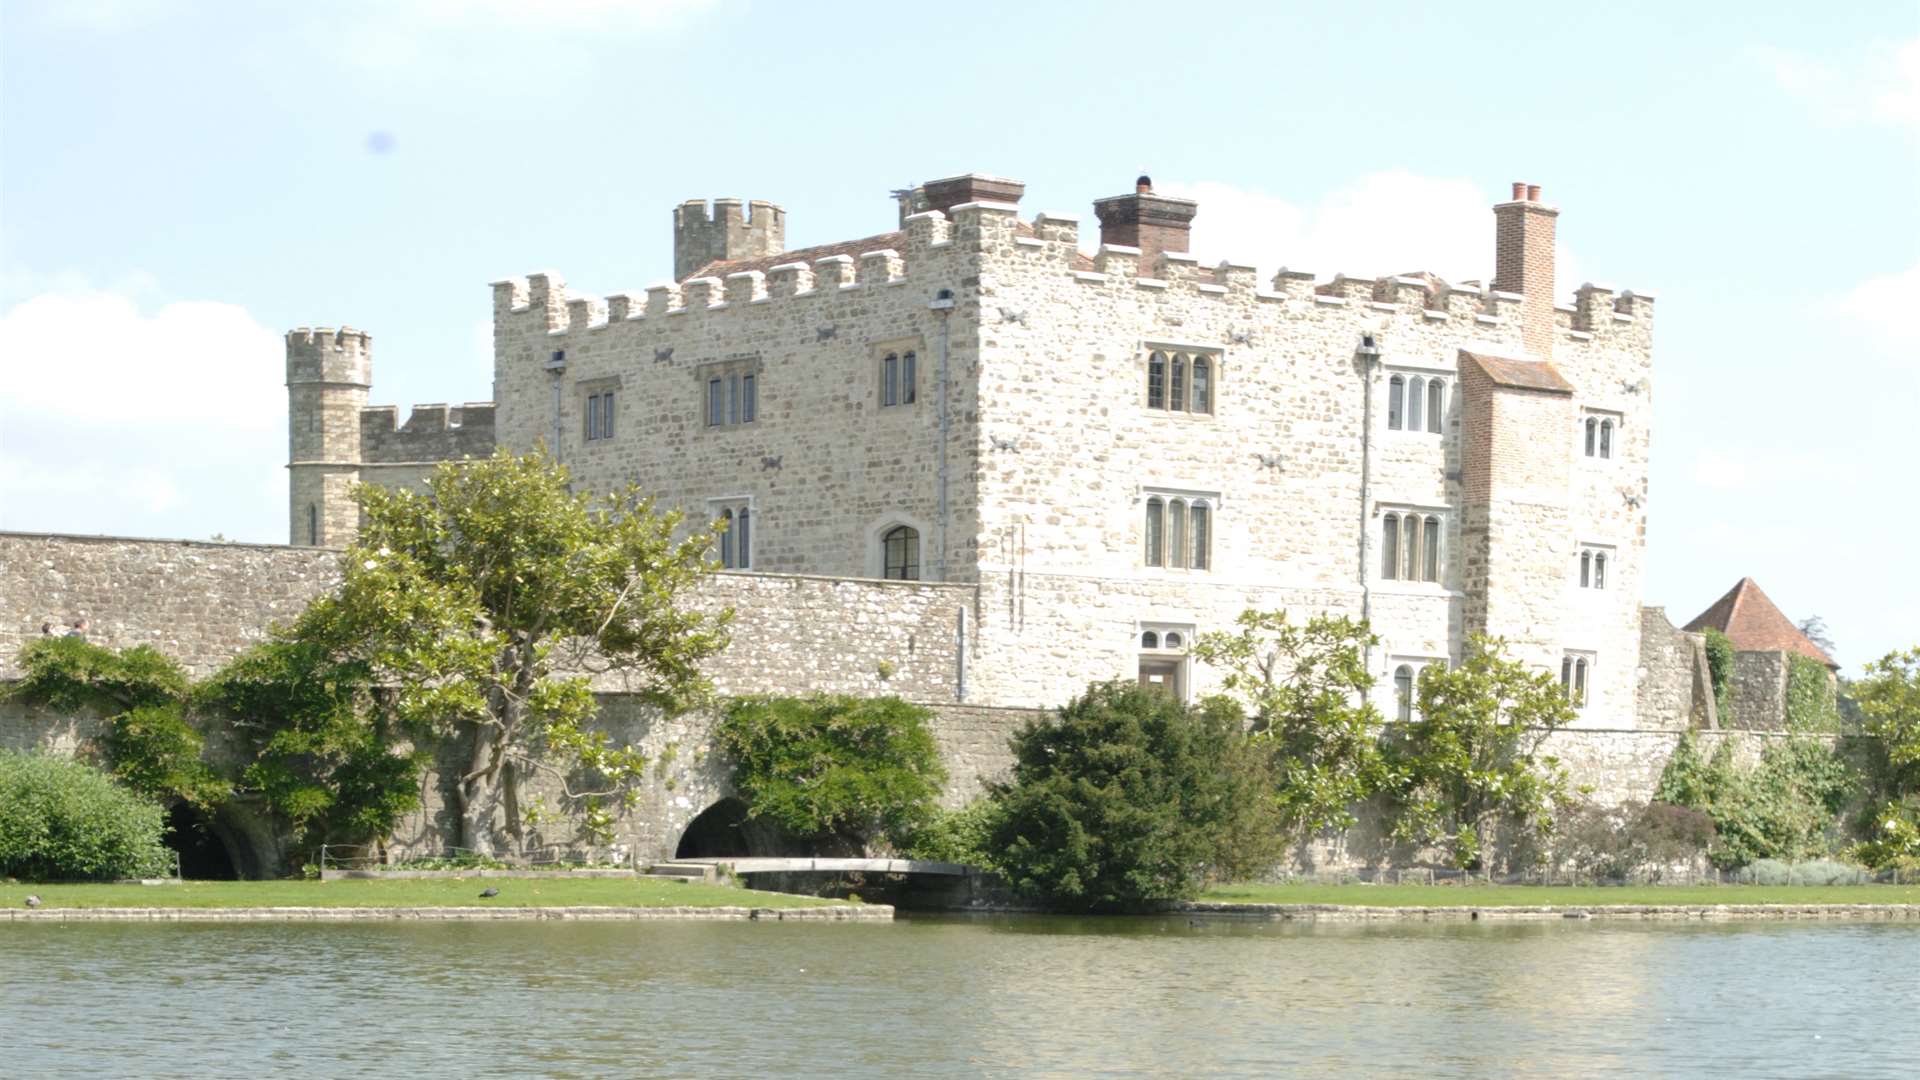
<box><xmin>1492</xmin><ymin>181</ymin><xmax>1559</xmax><ymax>359</ymax></box>
<box><xmin>919</xmin><ymin>173</ymin><xmax>1026</xmax><ymax>217</ymax></box>
<box><xmin>1093</xmin><ymin>175</ymin><xmax>1198</xmax><ymax>274</ymax></box>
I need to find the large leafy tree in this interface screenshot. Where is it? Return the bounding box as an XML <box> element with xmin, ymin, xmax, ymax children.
<box><xmin>1192</xmin><ymin>611</ymin><xmax>1387</xmax><ymax>845</ymax></box>
<box><xmin>1851</xmin><ymin>647</ymin><xmax>1920</xmax><ymax>868</ymax></box>
<box><xmin>1380</xmin><ymin>636</ymin><xmax>1576</xmax><ymax>870</ymax></box>
<box><xmin>277</xmin><ymin>449</ymin><xmax>729</xmax><ymax>854</ymax></box>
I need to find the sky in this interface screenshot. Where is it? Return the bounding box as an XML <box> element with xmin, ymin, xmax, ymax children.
<box><xmin>1</xmin><ymin>0</ymin><xmax>1915</xmax><ymax>671</ymax></box>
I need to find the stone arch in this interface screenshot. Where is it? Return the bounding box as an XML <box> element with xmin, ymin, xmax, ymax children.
<box><xmin>862</xmin><ymin>512</ymin><xmax>935</xmax><ymax>580</ymax></box>
<box><xmin>673</xmin><ymin>797</ymin><xmax>801</xmax><ymax>859</ymax></box>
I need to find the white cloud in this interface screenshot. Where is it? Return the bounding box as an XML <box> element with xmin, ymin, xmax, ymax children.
<box><xmin>1753</xmin><ymin>38</ymin><xmax>1920</xmax><ymax>132</ymax></box>
<box><xmin>0</xmin><ymin>281</ymin><xmax>286</xmax><ymax>542</ymax></box>
<box><xmin>407</xmin><ymin>0</ymin><xmax>718</xmax><ymax>27</ymax></box>
<box><xmin>1830</xmin><ymin>261</ymin><xmax>1920</xmax><ymax>351</ymax></box>
<box><xmin>1154</xmin><ymin>171</ymin><xmax>1583</xmax><ymax>295</ymax></box>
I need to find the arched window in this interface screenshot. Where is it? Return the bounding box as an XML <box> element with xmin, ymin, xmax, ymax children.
<box><xmin>1163</xmin><ymin>631</ymin><xmax>1182</xmax><ymax>648</ymax></box>
<box><xmin>1423</xmin><ymin>516</ymin><xmax>1440</xmax><ymax>582</ymax></box>
<box><xmin>903</xmin><ymin>351</ymin><xmax>917</xmax><ymax>404</ymax></box>
<box><xmin>1386</xmin><ymin>513</ymin><xmax>1403</xmax><ymax>577</ymax></box>
<box><xmin>1191</xmin><ymin>357</ymin><xmax>1211</xmax><ymax>414</ymax></box>
<box><xmin>1394</xmin><ymin>665</ymin><xmax>1414</xmax><ymax>722</ymax></box>
<box><xmin>736</xmin><ymin>507</ymin><xmax>751</xmax><ymax>569</ymax></box>
<box><xmin>1407</xmin><ymin>376</ymin><xmax>1424</xmax><ymax>432</ymax></box>
<box><xmin>1147</xmin><ymin>352</ymin><xmax>1166</xmax><ymax>409</ymax></box>
<box><xmin>1402</xmin><ymin>513</ymin><xmax>1419</xmax><ymax>580</ymax></box>
<box><xmin>1574</xmin><ymin>658</ymin><xmax>1589</xmax><ymax>707</ymax></box>
<box><xmin>1581</xmin><ymin>551</ymin><xmax>1592</xmax><ymax>588</ymax></box>
<box><xmin>1562</xmin><ymin>656</ymin><xmax>1574</xmax><ymax>696</ymax></box>
<box><xmin>719</xmin><ymin>509</ymin><xmax>736</xmax><ymax>569</ymax></box>
<box><xmin>1144</xmin><ymin>497</ymin><xmax>1164</xmax><ymax>566</ymax></box>
<box><xmin>1427</xmin><ymin>379</ymin><xmax>1444</xmax><ymax>433</ymax></box>
<box><xmin>307</xmin><ymin>504</ymin><xmax>318</xmax><ymax>547</ymax></box>
<box><xmin>1388</xmin><ymin>375</ymin><xmax>1405</xmax><ymax>430</ymax></box>
<box><xmin>1600</xmin><ymin>419</ymin><xmax>1614</xmax><ymax>459</ymax></box>
<box><xmin>1594</xmin><ymin>552</ymin><xmax>1606</xmax><ymax>589</ymax></box>
<box><xmin>1170</xmin><ymin>355</ymin><xmax>1187</xmax><ymax>412</ymax></box>
<box><xmin>1168</xmin><ymin>498</ymin><xmax>1187</xmax><ymax>568</ymax></box>
<box><xmin>883</xmin><ymin>525</ymin><xmax>920</xmax><ymax>580</ymax></box>
<box><xmin>883</xmin><ymin>353</ymin><xmax>899</xmax><ymax>406</ymax></box>
<box><xmin>1584</xmin><ymin>417</ymin><xmax>1597</xmax><ymax>457</ymax></box>
<box><xmin>1141</xmin><ymin>630</ymin><xmax>1160</xmax><ymax>649</ymax></box>
<box><xmin>1189</xmin><ymin>502</ymin><xmax>1210</xmax><ymax>570</ymax></box>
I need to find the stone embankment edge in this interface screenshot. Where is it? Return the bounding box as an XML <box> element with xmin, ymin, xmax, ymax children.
<box><xmin>2</xmin><ymin>904</ymin><xmax>894</xmax><ymax>923</ymax></box>
<box><xmin>1170</xmin><ymin>902</ymin><xmax>1920</xmax><ymax>922</ymax></box>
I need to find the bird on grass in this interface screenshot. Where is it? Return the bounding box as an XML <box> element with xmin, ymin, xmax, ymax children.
<box><xmin>478</xmin><ymin>887</ymin><xmax>500</xmax><ymax>899</ymax></box>
<box><xmin>24</xmin><ymin>895</ymin><xmax>42</xmax><ymax>908</ymax></box>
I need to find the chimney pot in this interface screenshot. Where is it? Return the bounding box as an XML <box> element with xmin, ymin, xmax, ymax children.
<box><xmin>1527</xmin><ymin>184</ymin><xmax>1542</xmax><ymax>202</ymax></box>
<box><xmin>1136</xmin><ymin>174</ymin><xmax>1153</xmax><ymax>193</ymax></box>
<box><xmin>1511</xmin><ymin>181</ymin><xmax>1527</xmax><ymax>201</ymax></box>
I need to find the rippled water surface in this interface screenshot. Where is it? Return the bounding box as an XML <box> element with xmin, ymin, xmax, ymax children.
<box><xmin>4</xmin><ymin>915</ymin><xmax>1916</xmax><ymax>1078</ymax></box>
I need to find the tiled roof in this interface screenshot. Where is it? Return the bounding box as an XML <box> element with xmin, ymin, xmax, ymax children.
<box><xmin>682</xmin><ymin>220</ymin><xmax>1095</xmax><ymax>282</ymax></box>
<box><xmin>1460</xmin><ymin>350</ymin><xmax>1575</xmax><ymax>394</ymax></box>
<box><xmin>1682</xmin><ymin>577</ymin><xmax>1837</xmax><ymax>667</ymax></box>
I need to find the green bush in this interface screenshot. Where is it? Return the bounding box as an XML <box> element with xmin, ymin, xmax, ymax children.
<box><xmin>903</xmin><ymin>800</ymin><xmax>1001</xmax><ymax>869</ymax></box>
<box><xmin>1656</xmin><ymin>733</ymin><xmax>1858</xmax><ymax>869</ymax></box>
<box><xmin>0</xmin><ymin>750</ymin><xmax>174</xmax><ymax>881</ymax></box>
<box><xmin>986</xmin><ymin>681</ymin><xmax>1281</xmax><ymax>910</ymax></box>
<box><xmin>716</xmin><ymin>694</ymin><xmax>947</xmax><ymax>850</ymax></box>
<box><xmin>1784</xmin><ymin>655</ymin><xmax>1840</xmax><ymax>732</ymax></box>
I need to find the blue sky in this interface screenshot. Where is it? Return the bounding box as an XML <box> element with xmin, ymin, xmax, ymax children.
<box><xmin>2</xmin><ymin>0</ymin><xmax>1915</xmax><ymax>670</ymax></box>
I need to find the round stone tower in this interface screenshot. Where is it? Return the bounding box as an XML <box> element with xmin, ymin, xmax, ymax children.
<box><xmin>285</xmin><ymin>327</ymin><xmax>370</xmax><ymax>547</ymax></box>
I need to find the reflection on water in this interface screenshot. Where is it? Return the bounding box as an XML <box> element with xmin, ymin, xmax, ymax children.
<box><xmin>3</xmin><ymin>915</ymin><xmax>1915</xmax><ymax>1078</ymax></box>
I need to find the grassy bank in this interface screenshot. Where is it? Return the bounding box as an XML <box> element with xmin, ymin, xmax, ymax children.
<box><xmin>1201</xmin><ymin>883</ymin><xmax>1920</xmax><ymax>907</ymax></box>
<box><xmin>0</xmin><ymin>878</ymin><xmax>845</xmax><ymax>911</ymax></box>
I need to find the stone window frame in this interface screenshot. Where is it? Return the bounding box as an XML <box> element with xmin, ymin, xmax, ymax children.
<box><xmin>697</xmin><ymin>356</ymin><xmax>764</xmax><ymax>431</ymax></box>
<box><xmin>706</xmin><ymin>494</ymin><xmax>754</xmax><ymax>571</ymax></box>
<box><xmin>864</xmin><ymin>512</ymin><xmax>935</xmax><ymax>581</ymax></box>
<box><xmin>1575</xmin><ymin>541</ymin><xmax>1616</xmax><ymax>592</ymax></box>
<box><xmin>1384</xmin><ymin>364</ymin><xmax>1451</xmax><ymax>437</ymax></box>
<box><xmin>579</xmin><ymin>375</ymin><xmax>620</xmax><ymax>443</ymax></box>
<box><xmin>1138</xmin><ymin>620</ymin><xmax>1197</xmax><ymax>703</ymax></box>
<box><xmin>1376</xmin><ymin>503</ymin><xmax>1446</xmax><ymax>585</ymax></box>
<box><xmin>1141</xmin><ymin>339</ymin><xmax>1223</xmax><ymax>418</ymax></box>
<box><xmin>1386</xmin><ymin>654</ymin><xmax>1447</xmax><ymax>723</ymax></box>
<box><xmin>1579</xmin><ymin>407</ymin><xmax>1623</xmax><ymax>462</ymax></box>
<box><xmin>1560</xmin><ymin>649</ymin><xmax>1597</xmax><ymax>710</ymax></box>
<box><xmin>873</xmin><ymin>336</ymin><xmax>925</xmax><ymax>410</ymax></box>
<box><xmin>1139</xmin><ymin>485</ymin><xmax>1220</xmax><ymax>573</ymax></box>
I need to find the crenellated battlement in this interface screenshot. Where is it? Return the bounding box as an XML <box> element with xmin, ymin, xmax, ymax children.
<box><xmin>360</xmin><ymin>401</ymin><xmax>496</xmax><ymax>464</ymax></box>
<box><xmin>674</xmin><ymin>197</ymin><xmax>785</xmax><ymax>280</ymax></box>
<box><xmin>285</xmin><ymin>326</ymin><xmax>372</xmax><ymax>386</ymax></box>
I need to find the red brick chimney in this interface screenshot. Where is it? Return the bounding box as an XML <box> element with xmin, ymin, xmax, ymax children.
<box><xmin>1492</xmin><ymin>181</ymin><xmax>1559</xmax><ymax>359</ymax></box>
<box><xmin>1093</xmin><ymin>175</ymin><xmax>1198</xmax><ymax>274</ymax></box>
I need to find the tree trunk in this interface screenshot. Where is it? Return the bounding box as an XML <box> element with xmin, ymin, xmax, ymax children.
<box><xmin>455</xmin><ymin>725</ymin><xmax>507</xmax><ymax>855</ymax></box>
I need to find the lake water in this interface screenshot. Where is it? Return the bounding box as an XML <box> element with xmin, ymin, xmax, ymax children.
<box><xmin>3</xmin><ymin>915</ymin><xmax>1916</xmax><ymax>1078</ymax></box>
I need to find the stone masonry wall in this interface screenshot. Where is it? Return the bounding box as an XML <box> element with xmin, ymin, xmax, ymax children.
<box><xmin>1728</xmin><ymin>650</ymin><xmax>1790</xmax><ymax>731</ymax></box>
<box><xmin>1636</xmin><ymin>606</ymin><xmax>1716</xmax><ymax>730</ymax></box>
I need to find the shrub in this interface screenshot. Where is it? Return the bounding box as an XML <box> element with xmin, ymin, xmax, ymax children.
<box><xmin>1553</xmin><ymin>799</ymin><xmax>1715</xmax><ymax>882</ymax></box>
<box><xmin>1848</xmin><ymin>647</ymin><xmax>1920</xmax><ymax>869</ymax></box>
<box><xmin>1784</xmin><ymin>655</ymin><xmax>1840</xmax><ymax>732</ymax></box>
<box><xmin>0</xmin><ymin>750</ymin><xmax>174</xmax><ymax>881</ymax></box>
<box><xmin>903</xmin><ymin>800</ymin><xmax>1001</xmax><ymax>870</ymax></box>
<box><xmin>1656</xmin><ymin>733</ymin><xmax>1858</xmax><ymax>869</ymax></box>
<box><xmin>717</xmin><ymin>694</ymin><xmax>947</xmax><ymax>850</ymax></box>
<box><xmin>986</xmin><ymin>681</ymin><xmax>1281</xmax><ymax>909</ymax></box>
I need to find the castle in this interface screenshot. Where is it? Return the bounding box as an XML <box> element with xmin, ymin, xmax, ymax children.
<box><xmin>287</xmin><ymin>171</ymin><xmax>1681</xmax><ymax>726</ymax></box>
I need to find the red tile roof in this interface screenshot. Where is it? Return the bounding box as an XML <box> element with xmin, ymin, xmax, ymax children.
<box><xmin>1682</xmin><ymin>577</ymin><xmax>1836</xmax><ymax>667</ymax></box>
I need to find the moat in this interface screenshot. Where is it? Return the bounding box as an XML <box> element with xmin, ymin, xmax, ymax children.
<box><xmin>6</xmin><ymin>917</ymin><xmax>1915</xmax><ymax>1078</ymax></box>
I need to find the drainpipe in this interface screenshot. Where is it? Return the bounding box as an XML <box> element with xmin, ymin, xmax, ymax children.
<box><xmin>544</xmin><ymin>349</ymin><xmax>568</xmax><ymax>461</ymax></box>
<box><xmin>930</xmin><ymin>289</ymin><xmax>955</xmax><ymax>581</ymax></box>
<box><xmin>1357</xmin><ymin>334</ymin><xmax>1381</xmax><ymax>672</ymax></box>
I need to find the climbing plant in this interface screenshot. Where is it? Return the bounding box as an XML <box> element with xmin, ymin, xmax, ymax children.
<box><xmin>1703</xmin><ymin>628</ymin><xmax>1734</xmax><ymax>721</ymax></box>
<box><xmin>1783</xmin><ymin>655</ymin><xmax>1841</xmax><ymax>733</ymax></box>
<box><xmin>1655</xmin><ymin>731</ymin><xmax>1857</xmax><ymax>869</ymax></box>
<box><xmin>4</xmin><ymin>636</ymin><xmax>226</xmax><ymax>807</ymax></box>
<box><xmin>717</xmin><ymin>694</ymin><xmax>947</xmax><ymax>851</ymax></box>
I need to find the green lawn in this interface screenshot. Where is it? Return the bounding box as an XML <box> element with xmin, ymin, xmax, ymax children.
<box><xmin>1</xmin><ymin>877</ymin><xmax>847</xmax><ymax>910</ymax></box>
<box><xmin>1200</xmin><ymin>883</ymin><xmax>1920</xmax><ymax>907</ymax></box>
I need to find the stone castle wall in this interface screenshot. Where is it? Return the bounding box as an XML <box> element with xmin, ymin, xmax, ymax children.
<box><xmin>1727</xmin><ymin>650</ymin><xmax>1791</xmax><ymax>731</ymax></box>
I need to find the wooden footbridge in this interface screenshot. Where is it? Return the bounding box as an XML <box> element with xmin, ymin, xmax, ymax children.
<box><xmin>644</xmin><ymin>857</ymin><xmax>975</xmax><ymax>883</ymax></box>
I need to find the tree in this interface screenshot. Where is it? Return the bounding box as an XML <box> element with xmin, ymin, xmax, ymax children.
<box><xmin>1796</xmin><ymin>615</ymin><xmax>1837</xmax><ymax>658</ymax></box>
<box><xmin>1380</xmin><ymin>637</ymin><xmax>1576</xmax><ymax>870</ymax></box>
<box><xmin>272</xmin><ymin>449</ymin><xmax>729</xmax><ymax>854</ymax></box>
<box><xmin>987</xmin><ymin>681</ymin><xmax>1280</xmax><ymax>910</ymax></box>
<box><xmin>1192</xmin><ymin>611</ymin><xmax>1387</xmax><ymax>843</ymax></box>
<box><xmin>1850</xmin><ymin>647</ymin><xmax>1920</xmax><ymax>868</ymax></box>
<box><xmin>716</xmin><ymin>695</ymin><xmax>947</xmax><ymax>852</ymax></box>
<box><xmin>0</xmin><ymin>750</ymin><xmax>175</xmax><ymax>882</ymax></box>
